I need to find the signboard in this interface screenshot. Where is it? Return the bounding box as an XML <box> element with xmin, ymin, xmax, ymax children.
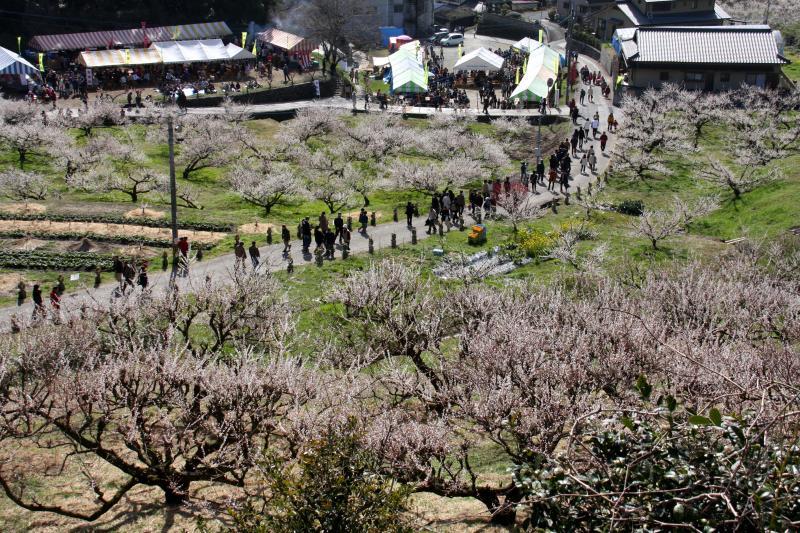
<box><xmin>85</xmin><ymin>68</ymin><xmax>94</xmax><ymax>86</ymax></box>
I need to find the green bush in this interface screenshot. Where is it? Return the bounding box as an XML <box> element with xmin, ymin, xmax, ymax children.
<box><xmin>0</xmin><ymin>230</ymin><xmax>215</xmax><ymax>250</ymax></box>
<box><xmin>513</xmin><ymin>379</ymin><xmax>800</xmax><ymax>530</ymax></box>
<box><xmin>517</xmin><ymin>229</ymin><xmax>555</xmax><ymax>258</ymax></box>
<box><xmin>0</xmin><ymin>212</ymin><xmax>233</xmax><ymax>233</ymax></box>
<box><xmin>226</xmin><ymin>422</ymin><xmax>412</xmax><ymax>533</ymax></box>
<box><xmin>0</xmin><ymin>250</ymin><xmax>121</xmax><ymax>271</ymax></box>
<box><xmin>614</xmin><ymin>199</ymin><xmax>645</xmax><ymax>216</ymax></box>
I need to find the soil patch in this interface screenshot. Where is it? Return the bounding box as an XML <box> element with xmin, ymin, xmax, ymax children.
<box><xmin>238</xmin><ymin>222</ymin><xmax>276</xmax><ymax>234</ymax></box>
<box><xmin>0</xmin><ymin>220</ymin><xmax>226</xmax><ymax>244</ymax></box>
<box><xmin>1</xmin><ymin>203</ymin><xmax>46</xmax><ymax>214</ymax></box>
<box><xmin>124</xmin><ymin>207</ymin><xmax>166</xmax><ymax>219</ymax></box>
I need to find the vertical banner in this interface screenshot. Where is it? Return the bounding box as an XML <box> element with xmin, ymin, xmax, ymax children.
<box><xmin>17</xmin><ymin>36</ymin><xmax>21</xmax><ymax>55</ymax></box>
<box><xmin>252</xmin><ymin>41</ymin><xmax>257</xmax><ymax>55</ymax></box>
<box><xmin>38</xmin><ymin>53</ymin><xmax>44</xmax><ymax>72</ymax></box>
<box><xmin>85</xmin><ymin>68</ymin><xmax>94</xmax><ymax>86</ymax></box>
<box><xmin>242</xmin><ymin>31</ymin><xmax>247</xmax><ymax>47</ymax></box>
<box><xmin>538</xmin><ymin>29</ymin><xmax>543</xmax><ymax>43</ymax></box>
<box><xmin>515</xmin><ymin>67</ymin><xmax>519</xmax><ymax>84</ymax></box>
<box><xmin>126</xmin><ymin>49</ymin><xmax>131</xmax><ymax>64</ymax></box>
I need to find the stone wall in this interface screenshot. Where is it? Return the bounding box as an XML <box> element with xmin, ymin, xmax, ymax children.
<box><xmin>183</xmin><ymin>77</ymin><xmax>337</xmax><ymax>108</ymax></box>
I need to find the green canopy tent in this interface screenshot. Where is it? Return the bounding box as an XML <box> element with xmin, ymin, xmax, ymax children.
<box><xmin>392</xmin><ymin>67</ymin><xmax>427</xmax><ymax>93</ymax></box>
<box><xmin>510</xmin><ymin>44</ymin><xmax>562</xmax><ymax>101</ymax></box>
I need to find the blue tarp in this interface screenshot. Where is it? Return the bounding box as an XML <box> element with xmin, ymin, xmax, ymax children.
<box><xmin>380</xmin><ymin>26</ymin><xmax>405</xmax><ymax>47</ymax></box>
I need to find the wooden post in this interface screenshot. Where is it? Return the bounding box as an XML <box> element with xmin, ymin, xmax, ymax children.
<box><xmin>266</xmin><ymin>227</ymin><xmax>273</xmax><ymax>245</ymax></box>
<box><xmin>411</xmin><ymin>228</ymin><xmax>417</xmax><ymax>244</ymax></box>
<box><xmin>551</xmin><ymin>200</ymin><xmax>558</xmax><ymax>214</ymax></box>
<box><xmin>576</xmin><ymin>187</ymin><xmax>582</xmax><ymax>200</ymax></box>
<box><xmin>391</xmin><ymin>233</ymin><xmax>397</xmax><ymax>248</ymax></box>
<box><xmin>565</xmin><ymin>192</ymin><xmax>570</xmax><ymax>205</ymax></box>
<box><xmin>368</xmin><ymin>238</ymin><xmax>374</xmax><ymax>254</ymax></box>
<box><xmin>393</xmin><ymin>207</ymin><xmax>398</xmax><ymax>222</ymax></box>
<box><xmin>370</xmin><ymin>212</ymin><xmax>377</xmax><ymax>226</ymax></box>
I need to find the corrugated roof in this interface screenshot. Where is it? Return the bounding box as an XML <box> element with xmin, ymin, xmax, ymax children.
<box><xmin>30</xmin><ymin>22</ymin><xmax>232</xmax><ymax>52</ymax></box>
<box><xmin>624</xmin><ymin>25</ymin><xmax>788</xmax><ymax>65</ymax></box>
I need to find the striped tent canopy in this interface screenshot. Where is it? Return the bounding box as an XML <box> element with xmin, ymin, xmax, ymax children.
<box><xmin>78</xmin><ymin>47</ymin><xmax>162</xmax><ymax>68</ymax></box>
<box><xmin>0</xmin><ymin>46</ymin><xmax>39</xmax><ymax>76</ymax></box>
<box><xmin>30</xmin><ymin>21</ymin><xmax>232</xmax><ymax>52</ymax></box>
<box><xmin>256</xmin><ymin>28</ymin><xmax>316</xmax><ymax>54</ymax></box>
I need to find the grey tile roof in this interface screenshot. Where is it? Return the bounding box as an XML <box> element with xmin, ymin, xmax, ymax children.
<box><xmin>617</xmin><ymin>1</ymin><xmax>730</xmax><ymax>26</ymax></box>
<box><xmin>623</xmin><ymin>25</ymin><xmax>789</xmax><ymax>65</ymax></box>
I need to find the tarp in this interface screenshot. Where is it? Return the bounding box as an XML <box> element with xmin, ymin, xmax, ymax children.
<box><xmin>78</xmin><ymin>47</ymin><xmax>162</xmax><ymax>68</ymax></box>
<box><xmin>152</xmin><ymin>39</ymin><xmax>254</xmax><ymax>64</ymax></box>
<box><xmin>372</xmin><ymin>55</ymin><xmax>391</xmax><ymax>67</ymax></box>
<box><xmin>454</xmin><ymin>47</ymin><xmax>505</xmax><ymax>71</ymax></box>
<box><xmin>379</xmin><ymin>26</ymin><xmax>405</xmax><ymax>47</ymax></box>
<box><xmin>30</xmin><ymin>21</ymin><xmax>232</xmax><ymax>52</ymax></box>
<box><xmin>257</xmin><ymin>28</ymin><xmax>316</xmax><ymax>54</ymax></box>
<box><xmin>510</xmin><ymin>45</ymin><xmax>561</xmax><ymax>101</ymax></box>
<box><xmin>0</xmin><ymin>46</ymin><xmax>40</xmax><ymax>76</ymax></box>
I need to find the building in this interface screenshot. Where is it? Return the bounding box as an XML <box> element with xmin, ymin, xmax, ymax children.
<box><xmin>372</xmin><ymin>0</ymin><xmax>434</xmax><ymax>36</ymax></box>
<box><xmin>577</xmin><ymin>0</ymin><xmax>730</xmax><ymax>41</ymax></box>
<box><xmin>616</xmin><ymin>25</ymin><xmax>789</xmax><ymax>92</ymax></box>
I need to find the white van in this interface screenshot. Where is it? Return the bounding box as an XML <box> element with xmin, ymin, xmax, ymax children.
<box><xmin>441</xmin><ymin>33</ymin><xmax>464</xmax><ymax>46</ymax></box>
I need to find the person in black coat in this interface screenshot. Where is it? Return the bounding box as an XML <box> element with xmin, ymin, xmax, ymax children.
<box><xmin>405</xmin><ymin>201</ymin><xmax>415</xmax><ymax>227</ymax></box>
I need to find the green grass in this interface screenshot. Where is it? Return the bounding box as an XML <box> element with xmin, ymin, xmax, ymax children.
<box><xmin>783</xmin><ymin>50</ymin><xmax>800</xmax><ymax>83</ymax></box>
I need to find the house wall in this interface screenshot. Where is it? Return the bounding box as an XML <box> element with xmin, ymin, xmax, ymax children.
<box><xmin>628</xmin><ymin>64</ymin><xmax>782</xmax><ymax>91</ymax></box>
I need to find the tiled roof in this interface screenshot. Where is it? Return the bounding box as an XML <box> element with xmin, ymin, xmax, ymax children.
<box><xmin>622</xmin><ymin>25</ymin><xmax>788</xmax><ymax>65</ymax></box>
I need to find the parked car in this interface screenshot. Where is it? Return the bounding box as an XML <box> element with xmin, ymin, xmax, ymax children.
<box><xmin>440</xmin><ymin>33</ymin><xmax>464</xmax><ymax>46</ymax></box>
<box><xmin>432</xmin><ymin>30</ymin><xmax>449</xmax><ymax>43</ymax></box>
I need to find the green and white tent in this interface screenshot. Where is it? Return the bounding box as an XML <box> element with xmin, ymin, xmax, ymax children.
<box><xmin>392</xmin><ymin>67</ymin><xmax>427</xmax><ymax>93</ymax></box>
<box><xmin>510</xmin><ymin>44</ymin><xmax>562</xmax><ymax>101</ymax></box>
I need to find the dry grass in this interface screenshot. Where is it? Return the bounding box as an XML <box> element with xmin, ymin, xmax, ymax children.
<box><xmin>123</xmin><ymin>208</ymin><xmax>165</xmax><ymax>220</ymax></box>
<box><xmin>0</xmin><ymin>220</ymin><xmax>226</xmax><ymax>244</ymax></box>
<box><xmin>1</xmin><ymin>203</ymin><xmax>47</xmax><ymax>214</ymax></box>
<box><xmin>237</xmin><ymin>222</ymin><xmax>275</xmax><ymax>234</ymax></box>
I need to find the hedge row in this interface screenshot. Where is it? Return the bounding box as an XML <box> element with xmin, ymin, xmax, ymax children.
<box><xmin>0</xmin><ymin>212</ymin><xmax>233</xmax><ymax>233</ymax></box>
<box><xmin>0</xmin><ymin>250</ymin><xmax>119</xmax><ymax>271</ymax></box>
<box><xmin>0</xmin><ymin>230</ymin><xmax>215</xmax><ymax>250</ymax></box>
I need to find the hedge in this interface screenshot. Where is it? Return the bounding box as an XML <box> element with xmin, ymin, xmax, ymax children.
<box><xmin>0</xmin><ymin>230</ymin><xmax>215</xmax><ymax>250</ymax></box>
<box><xmin>0</xmin><ymin>250</ymin><xmax>120</xmax><ymax>271</ymax></box>
<box><xmin>0</xmin><ymin>212</ymin><xmax>233</xmax><ymax>233</ymax></box>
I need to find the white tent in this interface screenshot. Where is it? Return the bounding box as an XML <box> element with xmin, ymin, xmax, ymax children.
<box><xmin>152</xmin><ymin>39</ymin><xmax>254</xmax><ymax>64</ymax></box>
<box><xmin>510</xmin><ymin>44</ymin><xmax>562</xmax><ymax>101</ymax></box>
<box><xmin>0</xmin><ymin>46</ymin><xmax>40</xmax><ymax>77</ymax></box>
<box><xmin>372</xmin><ymin>56</ymin><xmax>391</xmax><ymax>67</ymax></box>
<box><xmin>512</xmin><ymin>37</ymin><xmax>540</xmax><ymax>54</ymax></box>
<box><xmin>454</xmin><ymin>47</ymin><xmax>505</xmax><ymax>71</ymax></box>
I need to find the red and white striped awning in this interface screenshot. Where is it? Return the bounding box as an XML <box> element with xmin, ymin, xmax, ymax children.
<box><xmin>30</xmin><ymin>21</ymin><xmax>232</xmax><ymax>52</ymax></box>
<box><xmin>78</xmin><ymin>47</ymin><xmax>163</xmax><ymax>68</ymax></box>
<box><xmin>256</xmin><ymin>28</ymin><xmax>316</xmax><ymax>54</ymax></box>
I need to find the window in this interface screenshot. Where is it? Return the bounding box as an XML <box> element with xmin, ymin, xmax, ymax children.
<box><xmin>745</xmin><ymin>73</ymin><xmax>766</xmax><ymax>87</ymax></box>
<box><xmin>685</xmin><ymin>72</ymin><xmax>704</xmax><ymax>82</ymax></box>
<box><xmin>719</xmin><ymin>72</ymin><xmax>731</xmax><ymax>83</ymax></box>
<box><xmin>659</xmin><ymin>71</ymin><xmax>670</xmax><ymax>81</ymax></box>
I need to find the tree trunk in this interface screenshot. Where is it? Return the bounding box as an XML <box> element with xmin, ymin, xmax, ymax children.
<box><xmin>162</xmin><ymin>480</ymin><xmax>190</xmax><ymax>506</ymax></box>
<box><xmin>18</xmin><ymin>149</ymin><xmax>25</xmax><ymax>170</ymax></box>
<box><xmin>476</xmin><ymin>486</ymin><xmax>519</xmax><ymax>526</ymax></box>
<box><xmin>362</xmin><ymin>194</ymin><xmax>370</xmax><ymax>207</ymax></box>
<box><xmin>130</xmin><ymin>191</ymin><xmax>138</xmax><ymax>203</ymax></box>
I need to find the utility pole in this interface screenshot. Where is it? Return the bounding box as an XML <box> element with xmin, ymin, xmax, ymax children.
<box><xmin>565</xmin><ymin>0</ymin><xmax>576</xmax><ymax>102</ymax></box>
<box><xmin>167</xmin><ymin>115</ymin><xmax>178</xmax><ymax>278</ymax></box>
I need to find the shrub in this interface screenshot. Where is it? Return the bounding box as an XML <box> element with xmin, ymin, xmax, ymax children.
<box><xmin>227</xmin><ymin>423</ymin><xmax>412</xmax><ymax>533</ymax></box>
<box><xmin>513</xmin><ymin>379</ymin><xmax>800</xmax><ymax>530</ymax></box>
<box><xmin>558</xmin><ymin>219</ymin><xmax>597</xmax><ymax>240</ymax></box>
<box><xmin>0</xmin><ymin>250</ymin><xmax>120</xmax><ymax>271</ymax></box>
<box><xmin>517</xmin><ymin>229</ymin><xmax>555</xmax><ymax>258</ymax></box>
<box><xmin>615</xmin><ymin>199</ymin><xmax>645</xmax><ymax>216</ymax></box>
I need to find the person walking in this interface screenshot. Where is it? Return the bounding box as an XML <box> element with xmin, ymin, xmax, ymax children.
<box><xmin>16</xmin><ymin>281</ymin><xmax>26</xmax><ymax>306</ymax></box>
<box><xmin>314</xmin><ymin>226</ymin><xmax>324</xmax><ymax>251</ymax></box>
<box><xmin>405</xmin><ymin>201</ymin><xmax>415</xmax><ymax>226</ymax></box>
<box><xmin>591</xmin><ymin>116</ymin><xmax>600</xmax><ymax>139</ymax></box>
<box><xmin>548</xmin><ymin>168</ymin><xmax>558</xmax><ymax>191</ymax></box>
<box><xmin>580</xmin><ymin>153</ymin><xmax>588</xmax><ymax>175</ymax></box>
<box><xmin>137</xmin><ymin>264</ymin><xmax>149</xmax><ymax>289</ymax></box>
<box><xmin>249</xmin><ymin>241</ymin><xmax>261</xmax><ymax>270</ymax></box>
<box><xmin>358</xmin><ymin>208</ymin><xmax>369</xmax><ymax>234</ymax></box>
<box><xmin>570</xmin><ymin>131</ymin><xmax>579</xmax><ymax>158</ymax></box>
<box><xmin>334</xmin><ymin>213</ymin><xmax>344</xmax><ymax>242</ymax></box>
<box><xmin>536</xmin><ymin>159</ymin><xmax>545</xmax><ymax>185</ymax></box>
<box><xmin>281</xmin><ymin>224</ymin><xmax>292</xmax><ymax>253</ymax></box>
<box><xmin>579</xmin><ymin>87</ymin><xmax>586</xmax><ymax>105</ymax></box>
<box><xmin>600</xmin><ymin>131</ymin><xmax>608</xmax><ymax>153</ymax></box>
<box><xmin>319</xmin><ymin>212</ymin><xmax>329</xmax><ymax>233</ymax></box>
<box><xmin>583</xmin><ymin>117</ymin><xmax>591</xmax><ymax>140</ymax></box>
<box><xmin>607</xmin><ymin>112</ymin><xmax>615</xmax><ymax>132</ymax></box>
<box><xmin>559</xmin><ymin>170</ymin><xmax>570</xmax><ymax>194</ymax></box>
<box><xmin>234</xmin><ymin>241</ymin><xmax>247</xmax><ymax>271</ymax></box>
<box><xmin>32</xmin><ymin>284</ymin><xmax>44</xmax><ymax>319</ymax></box>
<box><xmin>324</xmin><ymin>228</ymin><xmax>336</xmax><ymax>259</ymax></box>
<box><xmin>426</xmin><ymin>207</ymin><xmax>437</xmax><ymax>234</ymax></box>
<box><xmin>301</xmin><ymin>217</ymin><xmax>312</xmax><ymax>253</ymax></box>
<box><xmin>588</xmin><ymin>147</ymin><xmax>597</xmax><ymax>173</ymax></box>
<box><xmin>113</xmin><ymin>255</ymin><xmax>124</xmax><ymax>287</ymax></box>
<box><xmin>577</xmin><ymin>126</ymin><xmax>585</xmax><ymax>150</ymax></box>
<box><xmin>588</xmin><ymin>85</ymin><xmax>594</xmax><ymax>103</ymax></box>
<box><xmin>177</xmin><ymin>236</ymin><xmax>190</xmax><ymax>276</ymax></box>
<box><xmin>520</xmin><ymin>160</ymin><xmax>527</xmax><ymax>181</ymax></box>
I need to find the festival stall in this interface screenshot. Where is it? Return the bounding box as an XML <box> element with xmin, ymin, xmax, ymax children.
<box><xmin>256</xmin><ymin>28</ymin><xmax>316</xmax><ymax>68</ymax></box>
<box><xmin>391</xmin><ymin>67</ymin><xmax>428</xmax><ymax>93</ymax></box>
<box><xmin>510</xmin><ymin>44</ymin><xmax>562</xmax><ymax>102</ymax></box>
<box><xmin>454</xmin><ymin>47</ymin><xmax>505</xmax><ymax>72</ymax></box>
<box><xmin>389</xmin><ymin>35</ymin><xmax>413</xmax><ymax>52</ymax></box>
<box><xmin>0</xmin><ymin>46</ymin><xmax>41</xmax><ymax>90</ymax></box>
<box><xmin>30</xmin><ymin>22</ymin><xmax>232</xmax><ymax>52</ymax></box>
<box><xmin>512</xmin><ymin>37</ymin><xmax>539</xmax><ymax>54</ymax></box>
<box><xmin>77</xmin><ymin>40</ymin><xmax>254</xmax><ymax>68</ymax></box>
